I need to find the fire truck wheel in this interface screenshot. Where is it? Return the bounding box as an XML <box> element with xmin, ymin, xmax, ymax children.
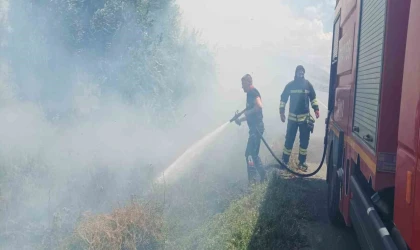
<box><xmin>327</xmin><ymin>154</ymin><xmax>345</xmax><ymax>226</ymax></box>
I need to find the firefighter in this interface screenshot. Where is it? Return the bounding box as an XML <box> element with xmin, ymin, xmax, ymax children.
<box><xmin>234</xmin><ymin>74</ymin><xmax>267</xmax><ymax>184</ymax></box>
<box><xmin>279</xmin><ymin>65</ymin><xmax>320</xmax><ymax>171</ymax></box>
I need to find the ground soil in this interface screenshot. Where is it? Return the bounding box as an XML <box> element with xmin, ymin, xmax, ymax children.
<box><xmin>299</xmin><ymin>175</ymin><xmax>361</xmax><ymax>250</ymax></box>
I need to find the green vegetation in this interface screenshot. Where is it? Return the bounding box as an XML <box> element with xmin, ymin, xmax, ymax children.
<box><xmin>174</xmin><ymin>172</ymin><xmax>318</xmax><ymax>250</ymax></box>
<box><xmin>11</xmin><ymin>140</ymin><xmax>327</xmax><ymax>250</ymax></box>
<box><xmin>56</xmin><ymin>170</ymin><xmax>320</xmax><ymax>250</ymax></box>
<box><xmin>3</xmin><ymin>0</ymin><xmax>215</xmax><ymax>123</ymax></box>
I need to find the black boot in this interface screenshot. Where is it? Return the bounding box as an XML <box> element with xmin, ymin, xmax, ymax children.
<box><xmin>281</xmin><ymin>154</ymin><xmax>290</xmax><ymax>167</ymax></box>
<box><xmin>298</xmin><ymin>162</ymin><xmax>308</xmax><ymax>172</ymax></box>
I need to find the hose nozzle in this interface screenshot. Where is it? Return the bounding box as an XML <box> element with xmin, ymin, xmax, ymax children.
<box><xmin>230</xmin><ymin>109</ymin><xmax>246</xmax><ymax>123</ymax></box>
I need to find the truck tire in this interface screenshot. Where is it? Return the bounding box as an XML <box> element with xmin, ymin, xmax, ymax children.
<box><xmin>327</xmin><ymin>150</ymin><xmax>345</xmax><ymax>226</ymax></box>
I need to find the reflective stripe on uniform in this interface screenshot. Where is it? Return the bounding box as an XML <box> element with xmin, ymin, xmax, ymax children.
<box><xmin>311</xmin><ymin>99</ymin><xmax>318</xmax><ymax>107</ymax></box>
<box><xmin>299</xmin><ymin>147</ymin><xmax>308</xmax><ymax>155</ymax></box>
<box><xmin>288</xmin><ymin>112</ymin><xmax>308</xmax><ymax>122</ymax></box>
<box><xmin>290</xmin><ymin>89</ymin><xmax>310</xmax><ymax>94</ymax></box>
<box><xmin>280</xmin><ymin>101</ymin><xmax>286</xmax><ymax>108</ymax></box>
<box><xmin>283</xmin><ymin>147</ymin><xmax>292</xmax><ymax>155</ymax></box>
<box><xmin>288</xmin><ymin>116</ymin><xmax>297</xmax><ymax>121</ymax></box>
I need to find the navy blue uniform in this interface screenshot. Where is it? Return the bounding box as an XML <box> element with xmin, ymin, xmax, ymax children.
<box><xmin>280</xmin><ymin>77</ymin><xmax>319</xmax><ymax>165</ymax></box>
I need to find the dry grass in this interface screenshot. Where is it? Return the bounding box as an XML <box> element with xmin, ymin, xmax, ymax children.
<box><xmin>62</xmin><ymin>202</ymin><xmax>163</xmax><ymax>250</ymax></box>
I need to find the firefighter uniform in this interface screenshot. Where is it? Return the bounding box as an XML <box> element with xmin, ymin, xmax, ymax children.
<box><xmin>279</xmin><ymin>66</ymin><xmax>319</xmax><ymax>167</ymax></box>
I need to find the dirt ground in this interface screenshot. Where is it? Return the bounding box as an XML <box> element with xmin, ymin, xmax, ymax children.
<box><xmin>298</xmin><ymin>172</ymin><xmax>361</xmax><ymax>250</ymax></box>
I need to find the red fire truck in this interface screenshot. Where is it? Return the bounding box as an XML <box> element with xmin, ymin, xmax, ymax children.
<box><xmin>325</xmin><ymin>0</ymin><xmax>419</xmax><ymax>249</ymax></box>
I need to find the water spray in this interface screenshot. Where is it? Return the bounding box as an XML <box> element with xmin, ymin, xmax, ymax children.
<box><xmin>155</xmin><ymin>122</ymin><xmax>230</xmax><ymax>184</ymax></box>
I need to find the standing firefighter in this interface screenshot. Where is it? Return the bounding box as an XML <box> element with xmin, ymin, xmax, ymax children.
<box><xmin>279</xmin><ymin>65</ymin><xmax>319</xmax><ymax>171</ymax></box>
<box><xmin>234</xmin><ymin>74</ymin><xmax>267</xmax><ymax>184</ymax></box>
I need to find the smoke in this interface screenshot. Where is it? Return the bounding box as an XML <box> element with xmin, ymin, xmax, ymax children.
<box><xmin>178</xmin><ymin>0</ymin><xmax>333</xmax><ymax>91</ymax></box>
<box><xmin>0</xmin><ymin>0</ymin><xmax>334</xmax><ymax>248</ymax></box>
<box><xmin>0</xmin><ymin>0</ymin><xmax>222</xmax><ymax>248</ymax></box>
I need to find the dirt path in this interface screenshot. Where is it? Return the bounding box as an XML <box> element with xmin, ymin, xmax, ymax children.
<box><xmin>261</xmin><ymin>160</ymin><xmax>360</xmax><ymax>250</ymax></box>
<box><xmin>299</xmin><ymin>176</ymin><xmax>361</xmax><ymax>250</ymax></box>
<box><xmin>300</xmin><ymin>153</ymin><xmax>361</xmax><ymax>249</ymax></box>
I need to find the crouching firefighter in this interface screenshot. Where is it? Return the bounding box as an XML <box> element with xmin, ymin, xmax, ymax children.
<box><xmin>279</xmin><ymin>65</ymin><xmax>319</xmax><ymax>171</ymax></box>
<box><xmin>234</xmin><ymin>74</ymin><xmax>267</xmax><ymax>184</ymax></box>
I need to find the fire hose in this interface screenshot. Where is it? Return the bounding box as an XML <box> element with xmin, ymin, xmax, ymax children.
<box><xmin>230</xmin><ymin>109</ymin><xmax>331</xmax><ymax>178</ymax></box>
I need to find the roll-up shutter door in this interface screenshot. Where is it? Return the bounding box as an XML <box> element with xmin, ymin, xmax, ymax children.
<box><xmin>353</xmin><ymin>0</ymin><xmax>387</xmax><ymax>150</ymax></box>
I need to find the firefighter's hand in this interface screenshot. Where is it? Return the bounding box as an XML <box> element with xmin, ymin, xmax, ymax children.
<box><xmin>315</xmin><ymin>110</ymin><xmax>320</xmax><ymax>119</ymax></box>
<box><xmin>235</xmin><ymin>119</ymin><xmax>241</xmax><ymax>126</ymax></box>
<box><xmin>280</xmin><ymin>114</ymin><xmax>286</xmax><ymax>123</ymax></box>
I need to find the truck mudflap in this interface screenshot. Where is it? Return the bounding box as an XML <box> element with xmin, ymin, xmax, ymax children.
<box><xmin>350</xmin><ymin>176</ymin><xmax>398</xmax><ymax>250</ymax></box>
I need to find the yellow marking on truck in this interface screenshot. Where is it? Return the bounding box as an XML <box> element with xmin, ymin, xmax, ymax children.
<box><xmin>329</xmin><ymin>123</ymin><xmax>376</xmax><ymax>173</ymax></box>
<box><xmin>346</xmin><ymin>136</ymin><xmax>376</xmax><ymax>173</ymax></box>
<box><xmin>330</xmin><ymin>124</ymin><xmax>339</xmax><ymax>136</ymax></box>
